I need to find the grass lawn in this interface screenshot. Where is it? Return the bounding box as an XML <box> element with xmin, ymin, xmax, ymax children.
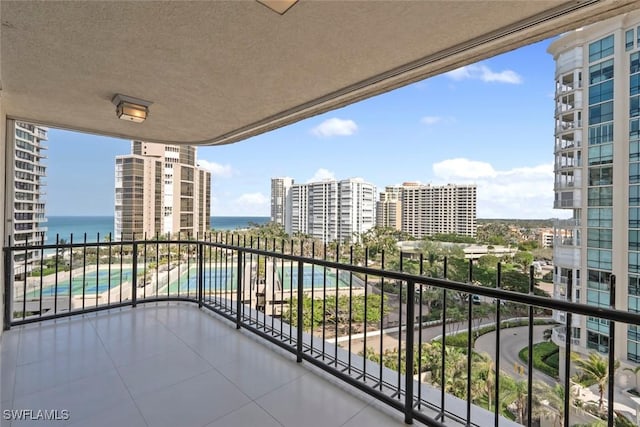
<box><xmin>518</xmin><ymin>341</ymin><xmax>559</xmax><ymax>379</ymax></box>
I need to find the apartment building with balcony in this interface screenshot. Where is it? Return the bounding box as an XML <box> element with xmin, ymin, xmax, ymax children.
<box><xmin>275</xmin><ymin>178</ymin><xmax>376</xmax><ymax>243</ymax></box>
<box><xmin>549</xmin><ymin>10</ymin><xmax>640</xmax><ymax>366</ymax></box>
<box><xmin>270</xmin><ymin>177</ymin><xmax>294</xmax><ymax>230</ymax></box>
<box><xmin>114</xmin><ymin>141</ymin><xmax>211</xmax><ymax>240</ymax></box>
<box><xmin>400</xmin><ymin>182</ymin><xmax>477</xmax><ymax>239</ymax></box>
<box><xmin>10</xmin><ymin>122</ymin><xmax>48</xmax><ymax>277</ymax></box>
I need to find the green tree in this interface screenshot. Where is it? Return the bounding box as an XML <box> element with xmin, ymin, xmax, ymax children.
<box><xmin>501</xmin><ymin>376</ymin><xmax>529</xmax><ymax>424</ymax></box>
<box><xmin>573</xmin><ymin>352</ymin><xmax>620</xmax><ymax>412</ymax></box>
<box><xmin>513</xmin><ymin>251</ymin><xmax>534</xmax><ymax>271</ymax></box>
<box><xmin>534</xmin><ymin>382</ymin><xmax>569</xmax><ymax>427</ymax></box>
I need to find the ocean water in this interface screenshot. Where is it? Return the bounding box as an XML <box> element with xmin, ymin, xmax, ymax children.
<box><xmin>44</xmin><ymin>216</ymin><xmax>271</xmax><ymax>244</ymax></box>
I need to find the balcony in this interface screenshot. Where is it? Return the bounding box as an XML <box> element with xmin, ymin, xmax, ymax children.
<box><xmin>3</xmin><ymin>236</ymin><xmax>640</xmax><ymax>427</ymax></box>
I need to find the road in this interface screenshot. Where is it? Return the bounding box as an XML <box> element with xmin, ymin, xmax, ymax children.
<box><xmin>474</xmin><ymin>325</ymin><xmax>556</xmax><ymax>386</ymax></box>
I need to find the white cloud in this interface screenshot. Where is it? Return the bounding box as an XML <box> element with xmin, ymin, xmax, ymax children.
<box><xmin>445</xmin><ymin>64</ymin><xmax>523</xmax><ymax>84</ymax></box>
<box><xmin>217</xmin><ymin>192</ymin><xmax>269</xmax><ymax>216</ymax></box>
<box><xmin>197</xmin><ymin>160</ymin><xmax>233</xmax><ymax>178</ymax></box>
<box><xmin>311</xmin><ymin>118</ymin><xmax>358</xmax><ymax>137</ymax></box>
<box><xmin>306</xmin><ymin>168</ymin><xmax>336</xmax><ymax>183</ymax></box>
<box><xmin>420</xmin><ymin>115</ymin><xmax>455</xmax><ymax>126</ymax></box>
<box><xmin>420</xmin><ymin>116</ymin><xmax>442</xmax><ymax>125</ymax></box>
<box><xmin>431</xmin><ymin>158</ymin><xmax>560</xmax><ymax>218</ymax></box>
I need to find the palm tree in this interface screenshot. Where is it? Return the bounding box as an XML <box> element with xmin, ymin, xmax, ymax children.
<box><xmin>534</xmin><ymin>382</ymin><xmax>571</xmax><ymax>427</ymax></box>
<box><xmin>472</xmin><ymin>352</ymin><xmax>496</xmax><ymax>411</ymax></box>
<box><xmin>623</xmin><ymin>365</ymin><xmax>640</xmax><ymax>392</ymax></box>
<box><xmin>501</xmin><ymin>376</ymin><xmax>529</xmax><ymax>424</ymax></box>
<box><xmin>573</xmin><ymin>352</ymin><xmax>620</xmax><ymax>412</ymax></box>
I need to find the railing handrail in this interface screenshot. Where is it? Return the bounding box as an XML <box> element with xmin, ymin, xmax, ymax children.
<box><xmin>4</xmin><ymin>237</ymin><xmax>640</xmax><ymax>326</ymax></box>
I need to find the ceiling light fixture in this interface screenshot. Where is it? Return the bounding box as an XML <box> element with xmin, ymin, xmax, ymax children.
<box><xmin>257</xmin><ymin>0</ymin><xmax>298</xmax><ymax>15</ymax></box>
<box><xmin>112</xmin><ymin>94</ymin><xmax>152</xmax><ymax>123</ymax></box>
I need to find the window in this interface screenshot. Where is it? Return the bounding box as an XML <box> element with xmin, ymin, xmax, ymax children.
<box><xmin>631</xmin><ymin>251</ymin><xmax>640</xmax><ymax>274</ymax></box>
<box><xmin>588</xmin><ymin>228</ymin><xmax>612</xmax><ymax>249</ymax></box>
<box><xmin>632</xmin><ymin>95</ymin><xmax>640</xmax><ymax>118</ymax></box>
<box><xmin>589</xmin><ymin>80</ymin><xmax>614</xmax><ymax>104</ymax></box>
<box><xmin>632</xmin><ymin>119</ymin><xmax>640</xmax><ymax>142</ymax></box>
<box><xmin>588</xmin><ymin>166</ymin><xmax>613</xmax><ymax>186</ymax></box>
<box><xmin>632</xmin><ymin>185</ymin><xmax>640</xmax><ymax>206</ymax></box>
<box><xmin>588</xmin><ymin>186</ymin><xmax>613</xmax><ymax>206</ymax></box>
<box><xmin>627</xmin><ymin>29</ymin><xmax>635</xmax><ymax>51</ymax></box>
<box><xmin>632</xmin><ymin>74</ymin><xmax>640</xmax><ymax>96</ymax></box>
<box><xmin>587</xmin><ymin>248</ymin><xmax>612</xmax><ymax>270</ymax></box>
<box><xmin>632</xmin><ymin>162</ymin><xmax>640</xmax><ymax>184</ymax></box>
<box><xmin>589</xmin><ymin>101</ymin><xmax>613</xmax><ymax>125</ymax></box>
<box><xmin>632</xmin><ymin>52</ymin><xmax>640</xmax><ymax>74</ymax></box>
<box><xmin>588</xmin><ymin>35</ymin><xmax>614</xmax><ymax>63</ymax></box>
<box><xmin>589</xmin><ymin>59</ymin><xmax>614</xmax><ymax>84</ymax></box>
<box><xmin>631</xmin><ymin>230</ymin><xmax>640</xmax><ymax>251</ymax></box>
<box><xmin>588</xmin><ymin>123</ymin><xmax>614</xmax><ymax>145</ymax></box>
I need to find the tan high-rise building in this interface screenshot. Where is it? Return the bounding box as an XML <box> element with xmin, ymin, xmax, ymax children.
<box><xmin>400</xmin><ymin>182</ymin><xmax>477</xmax><ymax>239</ymax></box>
<box><xmin>114</xmin><ymin>141</ymin><xmax>211</xmax><ymax>240</ymax></box>
<box><xmin>376</xmin><ymin>186</ymin><xmax>402</xmax><ymax>230</ymax></box>
<box><xmin>11</xmin><ymin>122</ymin><xmax>48</xmax><ymax>276</ymax></box>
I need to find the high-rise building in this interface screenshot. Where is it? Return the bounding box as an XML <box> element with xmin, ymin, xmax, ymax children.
<box><xmin>400</xmin><ymin>182</ymin><xmax>477</xmax><ymax>239</ymax></box>
<box><xmin>270</xmin><ymin>177</ymin><xmax>294</xmax><ymax>229</ymax></box>
<box><xmin>114</xmin><ymin>141</ymin><xmax>211</xmax><ymax>240</ymax></box>
<box><xmin>549</xmin><ymin>10</ymin><xmax>640</xmax><ymax>365</ymax></box>
<box><xmin>376</xmin><ymin>186</ymin><xmax>403</xmax><ymax>230</ymax></box>
<box><xmin>275</xmin><ymin>177</ymin><xmax>376</xmax><ymax>243</ymax></box>
<box><xmin>11</xmin><ymin>122</ymin><xmax>48</xmax><ymax>276</ymax></box>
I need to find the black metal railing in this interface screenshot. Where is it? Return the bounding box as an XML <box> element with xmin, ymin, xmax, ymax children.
<box><xmin>3</xmin><ymin>233</ymin><xmax>640</xmax><ymax>427</ymax></box>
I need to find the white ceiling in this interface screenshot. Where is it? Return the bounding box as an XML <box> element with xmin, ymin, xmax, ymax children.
<box><xmin>1</xmin><ymin>0</ymin><xmax>638</xmax><ymax>145</ymax></box>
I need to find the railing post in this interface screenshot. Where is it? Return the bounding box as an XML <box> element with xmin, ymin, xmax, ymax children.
<box><xmin>132</xmin><ymin>241</ymin><xmax>138</xmax><ymax>307</ymax></box>
<box><xmin>297</xmin><ymin>260</ymin><xmax>304</xmax><ymax>363</ymax></box>
<box><xmin>404</xmin><ymin>280</ymin><xmax>415</xmax><ymax>424</ymax></box>
<box><xmin>563</xmin><ymin>275</ymin><xmax>573</xmax><ymax>427</ymax></box>
<box><xmin>3</xmin><ymin>243</ymin><xmax>13</xmax><ymax>330</ymax></box>
<box><xmin>607</xmin><ymin>274</ymin><xmax>616</xmax><ymax>427</ymax></box>
<box><xmin>198</xmin><ymin>242</ymin><xmax>203</xmax><ymax>308</ymax></box>
<box><xmin>527</xmin><ymin>265</ymin><xmax>534</xmax><ymax>427</ymax></box>
<box><xmin>236</xmin><ymin>249</ymin><xmax>243</xmax><ymax>329</ymax></box>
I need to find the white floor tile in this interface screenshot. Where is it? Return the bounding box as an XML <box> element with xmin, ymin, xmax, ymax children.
<box><xmin>10</xmin><ymin>369</ymin><xmax>129</xmax><ymax>426</ymax></box>
<box><xmin>206</xmin><ymin>402</ymin><xmax>283</xmax><ymax>427</ymax></box>
<box><xmin>116</xmin><ymin>346</ymin><xmax>212</xmax><ymax>397</ymax></box>
<box><xmin>134</xmin><ymin>369</ymin><xmax>250</xmax><ymax>427</ymax></box>
<box><xmin>66</xmin><ymin>397</ymin><xmax>147</xmax><ymax>427</ymax></box>
<box><xmin>255</xmin><ymin>373</ymin><xmax>370</xmax><ymax>427</ymax></box>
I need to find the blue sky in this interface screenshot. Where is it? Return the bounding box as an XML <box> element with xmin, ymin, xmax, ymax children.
<box><xmin>47</xmin><ymin>37</ymin><xmax>570</xmax><ymax>219</ymax></box>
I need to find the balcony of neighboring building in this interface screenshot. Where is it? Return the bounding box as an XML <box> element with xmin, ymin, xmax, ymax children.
<box><xmin>554</xmin><ymin>91</ymin><xmax>582</xmax><ymax>116</ymax></box>
<box><xmin>554</xmin><ymin>127</ymin><xmax>581</xmax><ymax>151</ymax></box>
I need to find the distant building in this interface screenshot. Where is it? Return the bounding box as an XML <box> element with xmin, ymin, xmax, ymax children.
<box><xmin>114</xmin><ymin>141</ymin><xmax>211</xmax><ymax>240</ymax></box>
<box><xmin>271</xmin><ymin>177</ymin><xmax>376</xmax><ymax>243</ymax></box>
<box><xmin>400</xmin><ymin>183</ymin><xmax>477</xmax><ymax>238</ymax></box>
<box><xmin>11</xmin><ymin>122</ymin><xmax>48</xmax><ymax>276</ymax></box>
<box><xmin>537</xmin><ymin>228</ymin><xmax>555</xmax><ymax>248</ymax></box>
<box><xmin>376</xmin><ymin>186</ymin><xmax>402</xmax><ymax>230</ymax></box>
<box><xmin>270</xmin><ymin>177</ymin><xmax>294</xmax><ymax>229</ymax></box>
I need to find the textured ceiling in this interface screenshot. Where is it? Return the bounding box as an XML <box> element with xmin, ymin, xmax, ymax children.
<box><xmin>1</xmin><ymin>0</ymin><xmax>639</xmax><ymax>145</ymax></box>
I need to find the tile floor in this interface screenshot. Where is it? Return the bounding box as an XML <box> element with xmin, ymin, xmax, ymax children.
<box><xmin>1</xmin><ymin>303</ymin><xmax>409</xmax><ymax>427</ymax></box>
